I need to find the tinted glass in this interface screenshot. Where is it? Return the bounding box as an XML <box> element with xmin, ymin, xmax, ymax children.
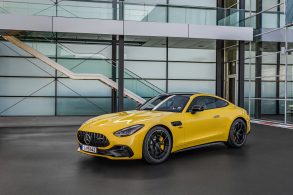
<box><xmin>215</xmin><ymin>98</ymin><xmax>228</xmax><ymax>108</ymax></box>
<box><xmin>154</xmin><ymin>95</ymin><xmax>190</xmax><ymax>112</ymax></box>
<box><xmin>187</xmin><ymin>96</ymin><xmax>228</xmax><ymax>111</ymax></box>
<box><xmin>139</xmin><ymin>95</ymin><xmax>170</xmax><ymax>110</ymax></box>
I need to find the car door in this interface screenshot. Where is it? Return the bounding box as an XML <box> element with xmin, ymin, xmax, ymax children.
<box><xmin>182</xmin><ymin>96</ymin><xmax>228</xmax><ymax>148</ymax></box>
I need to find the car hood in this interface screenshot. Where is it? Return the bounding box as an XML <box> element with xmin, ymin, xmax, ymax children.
<box><xmin>80</xmin><ymin>110</ymin><xmax>174</xmax><ymax>133</ymax></box>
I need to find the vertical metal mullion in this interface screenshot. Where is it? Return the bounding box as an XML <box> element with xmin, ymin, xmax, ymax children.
<box><xmin>55</xmin><ymin>34</ymin><xmax>58</xmax><ymax>116</ymax></box>
<box><xmin>248</xmin><ymin>0</ymin><xmax>252</xmax><ymax>116</ymax></box>
<box><xmin>255</xmin><ymin>0</ymin><xmax>262</xmax><ymax>119</ymax></box>
<box><xmin>276</xmin><ymin>0</ymin><xmax>281</xmax><ymax>115</ymax></box>
<box><xmin>112</xmin><ymin>36</ymin><xmax>117</xmax><ymax>113</ymax></box>
<box><xmin>111</xmin><ymin>0</ymin><xmax>118</xmax><ymax>113</ymax></box>
<box><xmin>238</xmin><ymin>0</ymin><xmax>245</xmax><ymax>108</ymax></box>
<box><xmin>118</xmin><ymin>35</ymin><xmax>124</xmax><ymax>112</ymax></box>
<box><xmin>166</xmin><ymin>0</ymin><xmax>169</xmax><ymax>93</ymax></box>
<box><xmin>216</xmin><ymin>0</ymin><xmax>224</xmax><ymax>98</ymax></box>
<box><xmin>117</xmin><ymin>0</ymin><xmax>124</xmax><ymax>112</ymax></box>
<box><xmin>238</xmin><ymin>41</ymin><xmax>245</xmax><ymax>108</ymax></box>
<box><xmin>284</xmin><ymin>0</ymin><xmax>288</xmax><ymax>124</ymax></box>
<box><xmin>166</xmin><ymin>37</ymin><xmax>169</xmax><ymax>93</ymax></box>
<box><xmin>284</xmin><ymin>1</ymin><xmax>288</xmax><ymax>124</ymax></box>
<box><xmin>54</xmin><ymin>0</ymin><xmax>58</xmax><ymax>116</ymax></box>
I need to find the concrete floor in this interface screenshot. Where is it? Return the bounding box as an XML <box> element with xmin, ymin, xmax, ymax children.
<box><xmin>0</xmin><ymin>124</ymin><xmax>293</xmax><ymax>195</ymax></box>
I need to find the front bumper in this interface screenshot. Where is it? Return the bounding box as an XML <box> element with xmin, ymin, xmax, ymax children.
<box><xmin>78</xmin><ymin>144</ymin><xmax>134</xmax><ymax>158</ymax></box>
<box><xmin>77</xmin><ymin>125</ymin><xmax>148</xmax><ymax>159</ymax></box>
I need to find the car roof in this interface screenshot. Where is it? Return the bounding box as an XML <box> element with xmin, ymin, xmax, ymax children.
<box><xmin>160</xmin><ymin>93</ymin><xmax>228</xmax><ymax>101</ymax></box>
<box><xmin>163</xmin><ymin>92</ymin><xmax>201</xmax><ymax>96</ymax></box>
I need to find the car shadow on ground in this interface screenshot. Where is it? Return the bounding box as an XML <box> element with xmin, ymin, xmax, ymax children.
<box><xmin>76</xmin><ymin>142</ymin><xmax>250</xmax><ymax>180</ymax></box>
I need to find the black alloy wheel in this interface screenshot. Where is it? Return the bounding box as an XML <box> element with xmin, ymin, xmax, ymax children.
<box><xmin>143</xmin><ymin>126</ymin><xmax>172</xmax><ymax>164</ymax></box>
<box><xmin>226</xmin><ymin>119</ymin><xmax>247</xmax><ymax>148</ymax></box>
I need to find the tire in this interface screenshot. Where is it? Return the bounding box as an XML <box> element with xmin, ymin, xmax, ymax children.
<box><xmin>142</xmin><ymin>126</ymin><xmax>172</xmax><ymax>164</ymax></box>
<box><xmin>226</xmin><ymin>119</ymin><xmax>247</xmax><ymax>148</ymax></box>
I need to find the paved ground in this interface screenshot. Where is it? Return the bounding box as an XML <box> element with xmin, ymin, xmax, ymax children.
<box><xmin>0</xmin><ymin>124</ymin><xmax>293</xmax><ymax>195</ymax></box>
<box><xmin>0</xmin><ymin>116</ymin><xmax>91</xmax><ymax>127</ymax></box>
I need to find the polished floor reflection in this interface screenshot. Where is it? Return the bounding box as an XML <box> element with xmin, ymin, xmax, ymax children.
<box><xmin>0</xmin><ymin>124</ymin><xmax>293</xmax><ymax>194</ymax></box>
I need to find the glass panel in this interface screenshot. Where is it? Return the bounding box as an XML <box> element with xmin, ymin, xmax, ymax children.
<box><xmin>0</xmin><ymin>1</ymin><xmax>56</xmax><ymax>16</ymax></box>
<box><xmin>57</xmin><ymin>97</ymin><xmax>111</xmax><ymax>116</ymax></box>
<box><xmin>58</xmin><ymin>43</ymin><xmax>112</xmax><ymax>59</ymax></box>
<box><xmin>168</xmin><ymin>62</ymin><xmax>215</xmax><ymax>80</ymax></box>
<box><xmin>0</xmin><ymin>41</ymin><xmax>32</xmax><ymax>57</ymax></box>
<box><xmin>0</xmin><ymin>77</ymin><xmax>55</xmax><ymax>96</ymax></box>
<box><xmin>263</xmin><ymin>0</ymin><xmax>278</xmax><ymax>11</ymax></box>
<box><xmin>263</xmin><ymin>13</ymin><xmax>278</xmax><ymax>28</ymax></box>
<box><xmin>287</xmin><ymin>100</ymin><xmax>293</xmax><ymax>124</ymax></box>
<box><xmin>124</xmin><ymin>97</ymin><xmax>137</xmax><ymax>111</ymax></box>
<box><xmin>57</xmin><ymin>78</ymin><xmax>111</xmax><ymax>97</ymax></box>
<box><xmin>0</xmin><ymin>57</ymin><xmax>55</xmax><ymax>76</ymax></box>
<box><xmin>262</xmin><ymin>81</ymin><xmax>277</xmax><ymax>98</ymax></box>
<box><xmin>244</xmin><ymin>64</ymin><xmax>255</xmax><ymax>80</ymax></box>
<box><xmin>146</xmin><ymin>80</ymin><xmax>166</xmax><ymax>92</ymax></box>
<box><xmin>0</xmin><ymin>97</ymin><xmax>55</xmax><ymax>116</ymax></box>
<box><xmin>0</xmin><ymin>0</ymin><xmax>248</xmax><ymax>27</ymax></box>
<box><xmin>57</xmin><ymin>59</ymin><xmax>112</xmax><ymax>77</ymax></box>
<box><xmin>124</xmin><ymin>79</ymin><xmax>163</xmax><ymax>97</ymax></box>
<box><xmin>217</xmin><ymin>8</ymin><xmax>242</xmax><ymax>27</ymax></box>
<box><xmin>169</xmin><ymin>0</ymin><xmax>216</xmax><ymax>7</ymax></box>
<box><xmin>125</xmin><ymin>45</ymin><xmax>166</xmax><ymax>61</ymax></box>
<box><xmin>169</xmin><ymin>7</ymin><xmax>216</xmax><ymax>25</ymax></box>
<box><xmin>249</xmin><ymin>99</ymin><xmax>284</xmax><ymax>122</ymax></box>
<box><xmin>124</xmin><ymin>4</ymin><xmax>166</xmax><ymax>22</ymax></box>
<box><xmin>228</xmin><ymin>78</ymin><xmax>236</xmax><ymax>103</ymax></box>
<box><xmin>168</xmin><ymin>48</ymin><xmax>216</xmax><ymax>62</ymax></box>
<box><xmin>168</xmin><ymin>80</ymin><xmax>215</xmax><ymax>94</ymax></box>
<box><xmin>57</xmin><ymin>1</ymin><xmax>113</xmax><ymax>19</ymax></box>
<box><xmin>125</xmin><ymin>61</ymin><xmax>166</xmax><ymax>79</ymax></box>
<box><xmin>245</xmin><ymin>81</ymin><xmax>255</xmax><ymax>98</ymax></box>
<box><xmin>30</xmin><ymin>42</ymin><xmax>55</xmax><ymax>57</ymax></box>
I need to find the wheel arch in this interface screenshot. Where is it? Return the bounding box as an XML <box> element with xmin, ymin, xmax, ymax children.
<box><xmin>234</xmin><ymin>117</ymin><xmax>248</xmax><ymax>126</ymax></box>
<box><xmin>142</xmin><ymin>124</ymin><xmax>174</xmax><ymax>163</ymax></box>
<box><xmin>151</xmin><ymin>124</ymin><xmax>174</xmax><ymax>144</ymax></box>
<box><xmin>145</xmin><ymin>124</ymin><xmax>174</xmax><ymax>152</ymax></box>
<box><xmin>225</xmin><ymin>117</ymin><xmax>248</xmax><ymax>141</ymax></box>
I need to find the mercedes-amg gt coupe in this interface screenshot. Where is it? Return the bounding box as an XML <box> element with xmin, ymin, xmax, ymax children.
<box><xmin>77</xmin><ymin>93</ymin><xmax>250</xmax><ymax>164</ymax></box>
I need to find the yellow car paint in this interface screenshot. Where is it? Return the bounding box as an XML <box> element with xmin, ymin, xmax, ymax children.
<box><xmin>77</xmin><ymin>93</ymin><xmax>250</xmax><ymax>160</ymax></box>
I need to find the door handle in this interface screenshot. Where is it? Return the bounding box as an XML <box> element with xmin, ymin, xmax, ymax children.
<box><xmin>213</xmin><ymin>115</ymin><xmax>220</xmax><ymax>119</ymax></box>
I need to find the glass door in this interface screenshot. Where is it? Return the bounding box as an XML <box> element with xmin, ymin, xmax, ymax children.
<box><xmin>224</xmin><ymin>41</ymin><xmax>238</xmax><ymax>105</ymax></box>
<box><xmin>225</xmin><ymin>61</ymin><xmax>238</xmax><ymax>104</ymax></box>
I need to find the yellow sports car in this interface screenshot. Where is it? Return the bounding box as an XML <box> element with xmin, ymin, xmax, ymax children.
<box><xmin>77</xmin><ymin>93</ymin><xmax>250</xmax><ymax>164</ymax></box>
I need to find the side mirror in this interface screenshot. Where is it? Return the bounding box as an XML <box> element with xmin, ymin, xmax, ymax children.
<box><xmin>191</xmin><ymin>105</ymin><xmax>204</xmax><ymax>114</ymax></box>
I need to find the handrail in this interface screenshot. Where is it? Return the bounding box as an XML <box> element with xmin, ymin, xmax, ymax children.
<box><xmin>31</xmin><ymin>34</ymin><xmax>163</xmax><ymax>94</ymax></box>
<box><xmin>57</xmin><ymin>43</ymin><xmax>165</xmax><ymax>94</ymax></box>
<box><xmin>2</xmin><ymin>35</ymin><xmax>146</xmax><ymax>104</ymax></box>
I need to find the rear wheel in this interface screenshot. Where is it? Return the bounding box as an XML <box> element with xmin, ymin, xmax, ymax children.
<box><xmin>226</xmin><ymin>119</ymin><xmax>247</xmax><ymax>148</ymax></box>
<box><xmin>142</xmin><ymin>126</ymin><xmax>172</xmax><ymax>164</ymax></box>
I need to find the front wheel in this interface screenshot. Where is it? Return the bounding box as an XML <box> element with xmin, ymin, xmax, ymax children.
<box><xmin>226</xmin><ymin>119</ymin><xmax>247</xmax><ymax>148</ymax></box>
<box><xmin>142</xmin><ymin>126</ymin><xmax>172</xmax><ymax>164</ymax></box>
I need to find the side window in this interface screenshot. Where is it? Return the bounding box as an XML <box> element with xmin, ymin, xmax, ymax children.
<box><xmin>187</xmin><ymin>96</ymin><xmax>217</xmax><ymax>111</ymax></box>
<box><xmin>215</xmin><ymin>98</ymin><xmax>228</xmax><ymax>108</ymax></box>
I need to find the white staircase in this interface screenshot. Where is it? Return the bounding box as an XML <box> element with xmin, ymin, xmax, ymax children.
<box><xmin>2</xmin><ymin>35</ymin><xmax>146</xmax><ymax>104</ymax></box>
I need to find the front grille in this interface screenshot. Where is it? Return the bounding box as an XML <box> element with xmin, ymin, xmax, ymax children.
<box><xmin>77</xmin><ymin>131</ymin><xmax>110</xmax><ymax>147</ymax></box>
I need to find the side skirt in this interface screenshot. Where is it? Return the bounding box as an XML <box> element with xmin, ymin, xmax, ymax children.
<box><xmin>173</xmin><ymin>141</ymin><xmax>226</xmax><ymax>154</ymax></box>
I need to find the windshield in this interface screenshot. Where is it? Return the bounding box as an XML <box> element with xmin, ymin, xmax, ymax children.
<box><xmin>154</xmin><ymin>95</ymin><xmax>190</xmax><ymax>113</ymax></box>
<box><xmin>138</xmin><ymin>95</ymin><xmax>171</xmax><ymax>110</ymax></box>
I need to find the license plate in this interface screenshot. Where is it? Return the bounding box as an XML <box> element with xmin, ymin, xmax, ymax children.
<box><xmin>81</xmin><ymin>145</ymin><xmax>97</xmax><ymax>153</ymax></box>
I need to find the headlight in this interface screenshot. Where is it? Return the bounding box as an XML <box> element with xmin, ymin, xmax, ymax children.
<box><xmin>114</xmin><ymin>124</ymin><xmax>145</xmax><ymax>137</ymax></box>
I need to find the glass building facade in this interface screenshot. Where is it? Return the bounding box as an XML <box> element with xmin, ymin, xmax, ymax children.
<box><xmin>0</xmin><ymin>0</ymin><xmax>292</xmax><ymax>125</ymax></box>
